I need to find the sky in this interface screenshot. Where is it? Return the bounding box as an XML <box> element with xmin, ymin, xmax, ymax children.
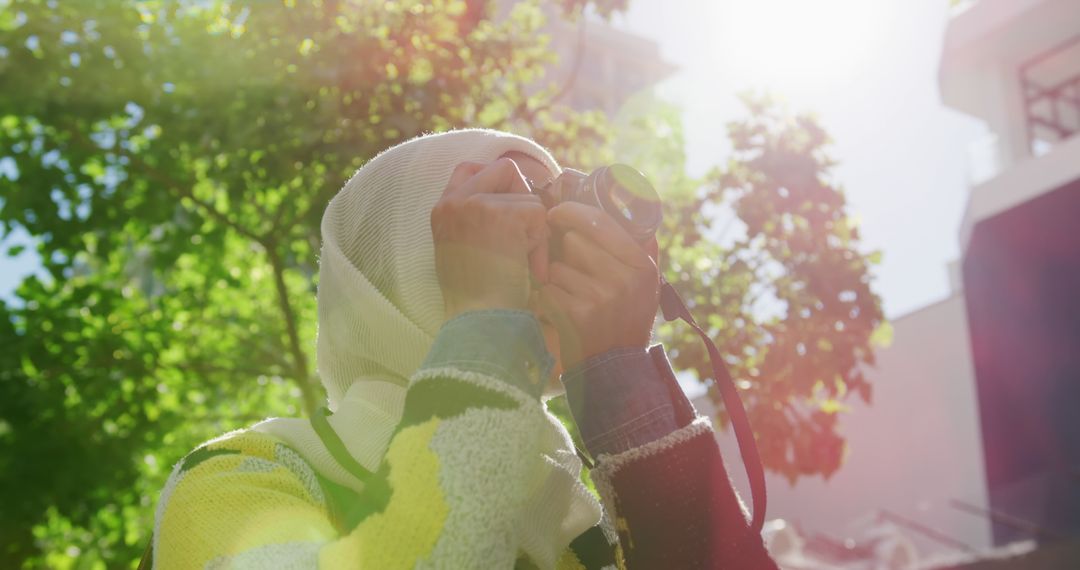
<box><xmin>0</xmin><ymin>0</ymin><xmax>989</xmax><ymax>320</ymax></box>
<box><xmin>613</xmin><ymin>0</ymin><xmax>988</xmax><ymax>318</ymax></box>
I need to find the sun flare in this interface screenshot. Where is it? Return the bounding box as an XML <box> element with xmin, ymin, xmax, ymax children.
<box><xmin>710</xmin><ymin>0</ymin><xmax>894</xmax><ymax>89</ymax></box>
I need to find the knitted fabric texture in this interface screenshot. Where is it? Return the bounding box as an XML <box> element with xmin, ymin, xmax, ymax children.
<box><xmin>152</xmin><ymin>399</ymin><xmax>609</xmax><ymax>568</ymax></box>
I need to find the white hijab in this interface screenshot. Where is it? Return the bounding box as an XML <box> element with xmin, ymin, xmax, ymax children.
<box><xmin>255</xmin><ymin>129</ymin><xmax>601</xmax><ymax>559</ymax></box>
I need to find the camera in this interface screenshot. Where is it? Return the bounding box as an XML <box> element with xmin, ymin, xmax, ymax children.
<box><xmin>528</xmin><ymin>164</ymin><xmax>662</xmax><ymax>243</ymax></box>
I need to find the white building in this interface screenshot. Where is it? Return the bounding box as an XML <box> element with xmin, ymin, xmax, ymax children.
<box><xmin>706</xmin><ymin>0</ymin><xmax>1080</xmax><ymax>566</ymax></box>
<box><xmin>939</xmin><ymin>0</ymin><xmax>1080</xmax><ymax>550</ymax></box>
<box><xmin>497</xmin><ymin>1</ymin><xmax>677</xmax><ymax>117</ymax></box>
<box><xmin>541</xmin><ymin>12</ymin><xmax>677</xmax><ymax>116</ymax></box>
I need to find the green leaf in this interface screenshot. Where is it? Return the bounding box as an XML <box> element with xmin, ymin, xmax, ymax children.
<box><xmin>870</xmin><ymin>321</ymin><xmax>894</xmax><ymax>348</ymax></box>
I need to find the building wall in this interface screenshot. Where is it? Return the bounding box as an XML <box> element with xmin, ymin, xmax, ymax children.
<box><xmin>962</xmin><ymin>178</ymin><xmax>1080</xmax><ymax>545</ymax></box>
<box><xmin>544</xmin><ymin>18</ymin><xmax>675</xmax><ymax>116</ymax></box>
<box><xmin>495</xmin><ymin>0</ymin><xmax>675</xmax><ymax>117</ymax></box>
<box><xmin>702</xmin><ymin>294</ymin><xmax>994</xmax><ymax>559</ymax></box>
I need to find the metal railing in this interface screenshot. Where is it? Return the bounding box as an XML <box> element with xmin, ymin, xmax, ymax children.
<box><xmin>1020</xmin><ymin>34</ymin><xmax>1080</xmax><ymax>155</ymax></box>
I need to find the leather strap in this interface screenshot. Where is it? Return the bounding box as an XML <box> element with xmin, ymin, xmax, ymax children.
<box><xmin>659</xmin><ymin>278</ymin><xmax>768</xmax><ymax>533</ymax></box>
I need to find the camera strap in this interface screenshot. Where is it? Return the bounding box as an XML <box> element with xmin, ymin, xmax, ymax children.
<box><xmin>659</xmin><ymin>278</ymin><xmax>767</xmax><ymax>534</ymax></box>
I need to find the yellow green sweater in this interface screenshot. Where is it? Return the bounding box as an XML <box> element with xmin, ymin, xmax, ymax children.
<box><xmin>151</xmin><ymin>367</ymin><xmax>618</xmax><ymax>569</ymax></box>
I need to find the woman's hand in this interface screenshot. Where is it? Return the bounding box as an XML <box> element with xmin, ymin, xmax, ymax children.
<box><xmin>537</xmin><ymin>202</ymin><xmax>660</xmax><ymax>369</ymax></box>
<box><xmin>432</xmin><ymin>158</ymin><xmax>550</xmax><ymax>321</ymax></box>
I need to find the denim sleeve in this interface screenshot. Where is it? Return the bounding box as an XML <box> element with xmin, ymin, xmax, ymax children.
<box><xmin>560</xmin><ymin>346</ymin><xmax>680</xmax><ymax>456</ymax></box>
<box><xmin>419</xmin><ymin>309</ymin><xmax>554</xmax><ymax>400</ymax></box>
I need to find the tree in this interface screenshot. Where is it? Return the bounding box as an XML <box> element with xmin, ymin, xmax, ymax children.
<box><xmin>638</xmin><ymin>93</ymin><xmax>886</xmax><ymax>483</ymax></box>
<box><xmin>610</xmin><ymin>90</ymin><xmax>885</xmax><ymax>482</ymax></box>
<box><xmin>0</xmin><ymin>1</ymin><xmax>882</xmax><ymax>566</ymax></box>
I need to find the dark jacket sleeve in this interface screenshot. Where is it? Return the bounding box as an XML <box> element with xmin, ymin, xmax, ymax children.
<box><xmin>572</xmin><ymin>345</ymin><xmax>778</xmax><ymax>570</ymax></box>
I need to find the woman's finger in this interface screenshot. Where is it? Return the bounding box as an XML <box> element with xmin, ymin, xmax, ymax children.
<box><xmin>474</xmin><ymin>193</ymin><xmax>544</xmax><ymax>204</ymax></box>
<box><xmin>561</xmin><ymin>230</ymin><xmax>628</xmax><ymax>281</ymax></box>
<box><xmin>548</xmin><ymin>202</ymin><xmax>652</xmax><ymax>270</ymax></box>
<box><xmin>537</xmin><ymin>284</ymin><xmax>589</xmax><ymax>366</ymax></box>
<box><xmin>443</xmin><ymin>161</ymin><xmax>488</xmax><ymax>196</ymax></box>
<box><xmin>538</xmin><ymin>284</ymin><xmax>585</xmax><ymax>330</ymax></box>
<box><xmin>474</xmin><ymin>194</ymin><xmax>549</xmax><ymax>283</ymax></box>
<box><xmin>644</xmin><ymin>235</ymin><xmax>659</xmax><ymax>265</ymax></box>
<box><xmin>528</xmin><ymin>231</ymin><xmax>549</xmax><ymax>285</ymax></box>
<box><xmin>447</xmin><ymin>157</ymin><xmax>531</xmax><ymax>199</ymax></box>
<box><xmin>549</xmin><ymin>261</ymin><xmax>603</xmax><ymax>301</ymax></box>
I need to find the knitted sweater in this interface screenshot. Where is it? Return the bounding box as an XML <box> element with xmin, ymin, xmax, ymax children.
<box><xmin>150</xmin><ymin>311</ymin><xmax>777</xmax><ymax>569</ymax></box>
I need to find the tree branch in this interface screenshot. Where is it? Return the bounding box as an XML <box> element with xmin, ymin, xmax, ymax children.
<box><xmin>63</xmin><ymin>124</ymin><xmax>266</xmax><ymax>244</ymax></box>
<box><xmin>64</xmin><ymin>123</ymin><xmax>323</xmax><ymax>415</ymax></box>
<box><xmin>126</xmin><ymin>153</ymin><xmax>266</xmax><ymax>244</ymax></box>
<box><xmin>266</xmin><ymin>244</ymin><xmax>320</xmax><ymax>416</ymax></box>
<box><xmin>512</xmin><ymin>14</ymin><xmax>588</xmax><ymax>123</ymax></box>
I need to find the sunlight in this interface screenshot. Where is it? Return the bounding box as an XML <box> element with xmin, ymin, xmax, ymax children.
<box><xmin>711</xmin><ymin>0</ymin><xmax>894</xmax><ymax>90</ymax></box>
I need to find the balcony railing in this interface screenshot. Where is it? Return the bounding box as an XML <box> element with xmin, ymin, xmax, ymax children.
<box><xmin>1021</xmin><ymin>34</ymin><xmax>1080</xmax><ymax>156</ymax></box>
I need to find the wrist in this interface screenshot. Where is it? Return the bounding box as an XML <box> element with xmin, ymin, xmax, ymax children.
<box><xmin>560</xmin><ymin>346</ymin><xmax>679</xmax><ymax>456</ymax></box>
<box><xmin>562</xmin><ymin>346</ymin><xmax>649</xmax><ymax>379</ymax></box>
<box><xmin>562</xmin><ymin>341</ymin><xmax>648</xmax><ymax>371</ymax></box>
<box><xmin>423</xmin><ymin>309</ymin><xmax>553</xmax><ymax>399</ymax></box>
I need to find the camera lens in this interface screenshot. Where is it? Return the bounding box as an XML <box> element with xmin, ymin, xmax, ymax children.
<box><xmin>590</xmin><ymin>164</ymin><xmax>662</xmax><ymax>242</ymax></box>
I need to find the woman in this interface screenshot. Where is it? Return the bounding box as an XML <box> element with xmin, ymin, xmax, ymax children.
<box><xmin>149</xmin><ymin>129</ymin><xmax>777</xmax><ymax>569</ymax></box>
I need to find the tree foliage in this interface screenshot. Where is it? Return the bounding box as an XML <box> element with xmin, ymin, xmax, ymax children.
<box><xmin>0</xmin><ymin>1</ymin><xmax>882</xmax><ymax>566</ymax></box>
<box><xmin>650</xmin><ymin>94</ymin><xmax>885</xmax><ymax>483</ymax></box>
<box><xmin>611</xmin><ymin>90</ymin><xmax>885</xmax><ymax>482</ymax></box>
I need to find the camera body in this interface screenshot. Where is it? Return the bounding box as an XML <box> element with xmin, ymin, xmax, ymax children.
<box><xmin>528</xmin><ymin>164</ymin><xmax>662</xmax><ymax>244</ymax></box>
